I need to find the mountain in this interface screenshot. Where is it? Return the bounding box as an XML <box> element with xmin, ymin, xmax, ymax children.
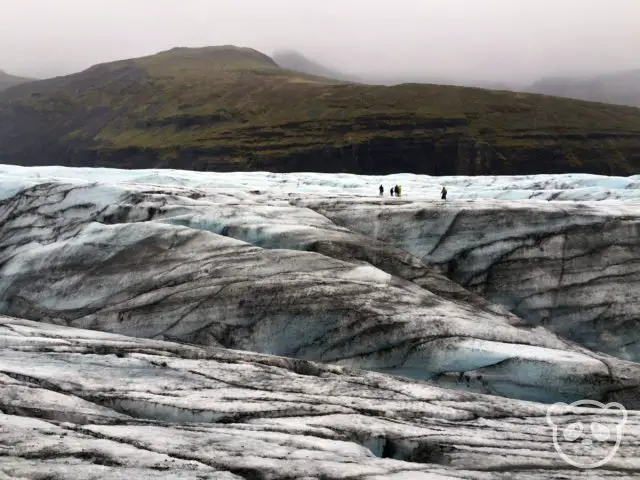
<box><xmin>1</xmin><ymin>45</ymin><xmax>640</xmax><ymax>175</ymax></box>
<box><xmin>0</xmin><ymin>69</ymin><xmax>32</xmax><ymax>91</ymax></box>
<box><xmin>272</xmin><ymin>49</ymin><xmax>360</xmax><ymax>82</ymax></box>
<box><xmin>273</xmin><ymin>49</ymin><xmax>523</xmax><ymax>90</ymax></box>
<box><xmin>356</xmin><ymin>72</ymin><xmax>520</xmax><ymax>90</ymax></box>
<box><xmin>529</xmin><ymin>69</ymin><xmax>640</xmax><ymax>107</ymax></box>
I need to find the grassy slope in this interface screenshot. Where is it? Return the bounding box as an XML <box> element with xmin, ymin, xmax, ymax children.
<box><xmin>2</xmin><ymin>46</ymin><xmax>640</xmax><ymax>173</ymax></box>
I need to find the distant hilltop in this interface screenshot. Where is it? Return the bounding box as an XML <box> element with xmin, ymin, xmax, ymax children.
<box><xmin>528</xmin><ymin>70</ymin><xmax>640</xmax><ymax>108</ymax></box>
<box><xmin>1</xmin><ymin>45</ymin><xmax>640</xmax><ymax>176</ymax></box>
<box><xmin>272</xmin><ymin>50</ymin><xmax>362</xmax><ymax>83</ymax></box>
<box><xmin>0</xmin><ymin>69</ymin><xmax>33</xmax><ymax>91</ymax></box>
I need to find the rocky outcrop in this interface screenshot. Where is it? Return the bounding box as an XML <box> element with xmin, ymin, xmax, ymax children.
<box><xmin>2</xmin><ymin>126</ymin><xmax>637</xmax><ymax>176</ymax></box>
<box><xmin>1</xmin><ymin>316</ymin><xmax>639</xmax><ymax>479</ymax></box>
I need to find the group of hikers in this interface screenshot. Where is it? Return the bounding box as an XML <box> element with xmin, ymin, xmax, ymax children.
<box><xmin>379</xmin><ymin>184</ymin><xmax>403</xmax><ymax>197</ymax></box>
<box><xmin>378</xmin><ymin>184</ymin><xmax>448</xmax><ymax>201</ymax></box>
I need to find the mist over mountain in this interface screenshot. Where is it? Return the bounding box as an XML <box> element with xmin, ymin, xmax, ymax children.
<box><xmin>272</xmin><ymin>50</ymin><xmax>361</xmax><ymax>82</ymax></box>
<box><xmin>272</xmin><ymin>49</ymin><xmax>525</xmax><ymax>91</ymax></box>
<box><xmin>528</xmin><ymin>69</ymin><xmax>640</xmax><ymax>107</ymax></box>
<box><xmin>0</xmin><ymin>69</ymin><xmax>32</xmax><ymax>91</ymax></box>
<box><xmin>208</xmin><ymin>45</ymin><xmax>640</xmax><ymax>107</ymax></box>
<box><xmin>273</xmin><ymin>49</ymin><xmax>640</xmax><ymax>107</ymax></box>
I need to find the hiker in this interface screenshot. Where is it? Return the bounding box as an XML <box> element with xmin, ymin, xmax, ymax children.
<box><xmin>379</xmin><ymin>184</ymin><xmax>384</xmax><ymax>196</ymax></box>
<box><xmin>397</xmin><ymin>185</ymin><xmax>403</xmax><ymax>197</ymax></box>
<box><xmin>390</xmin><ymin>186</ymin><xmax>394</xmax><ymax>197</ymax></box>
<box><xmin>394</xmin><ymin>185</ymin><xmax>400</xmax><ymax>197</ymax></box>
<box><xmin>441</xmin><ymin>186</ymin><xmax>448</xmax><ymax>201</ymax></box>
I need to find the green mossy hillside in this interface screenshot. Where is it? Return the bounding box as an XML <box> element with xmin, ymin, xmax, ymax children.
<box><xmin>1</xmin><ymin>45</ymin><xmax>640</xmax><ymax>175</ymax></box>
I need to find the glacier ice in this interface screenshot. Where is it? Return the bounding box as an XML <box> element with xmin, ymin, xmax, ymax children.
<box><xmin>1</xmin><ymin>316</ymin><xmax>639</xmax><ymax>479</ymax></box>
<box><xmin>304</xmin><ymin>197</ymin><xmax>640</xmax><ymax>360</ymax></box>
<box><xmin>0</xmin><ymin>167</ymin><xmax>640</xmax><ymax>407</ymax></box>
<box><xmin>3</xmin><ymin>164</ymin><xmax>640</xmax><ymax>201</ymax></box>
<box><xmin>2</xmin><ymin>164</ymin><xmax>640</xmax><ymax>477</ymax></box>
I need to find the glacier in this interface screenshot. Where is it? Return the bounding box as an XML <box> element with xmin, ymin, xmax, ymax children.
<box><xmin>2</xmin><ymin>316</ymin><xmax>639</xmax><ymax>479</ymax></box>
<box><xmin>1</xmin><ymin>164</ymin><xmax>640</xmax><ymax>478</ymax></box>
<box><xmin>3</xmin><ymin>164</ymin><xmax>640</xmax><ymax>202</ymax></box>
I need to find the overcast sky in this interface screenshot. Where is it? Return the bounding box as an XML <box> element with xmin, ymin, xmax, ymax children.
<box><xmin>1</xmin><ymin>0</ymin><xmax>639</xmax><ymax>83</ymax></box>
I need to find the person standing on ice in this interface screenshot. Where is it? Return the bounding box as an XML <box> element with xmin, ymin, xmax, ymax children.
<box><xmin>397</xmin><ymin>185</ymin><xmax>402</xmax><ymax>197</ymax></box>
<box><xmin>441</xmin><ymin>186</ymin><xmax>448</xmax><ymax>201</ymax></box>
<box><xmin>379</xmin><ymin>184</ymin><xmax>384</xmax><ymax>196</ymax></box>
<box><xmin>390</xmin><ymin>186</ymin><xmax>394</xmax><ymax>197</ymax></box>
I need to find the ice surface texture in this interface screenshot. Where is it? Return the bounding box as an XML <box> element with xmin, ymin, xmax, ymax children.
<box><xmin>0</xmin><ymin>167</ymin><xmax>639</xmax><ymax>407</ymax></box>
<box><xmin>2</xmin><ymin>165</ymin><xmax>640</xmax><ymax>477</ymax></box>
<box><xmin>2</xmin><ymin>164</ymin><xmax>640</xmax><ymax>201</ymax></box>
<box><xmin>1</xmin><ymin>316</ymin><xmax>639</xmax><ymax>479</ymax></box>
<box><xmin>306</xmin><ymin>197</ymin><xmax>640</xmax><ymax>361</ymax></box>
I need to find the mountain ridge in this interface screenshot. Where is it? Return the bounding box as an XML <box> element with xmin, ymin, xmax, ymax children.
<box><xmin>0</xmin><ymin>69</ymin><xmax>33</xmax><ymax>91</ymax></box>
<box><xmin>528</xmin><ymin>69</ymin><xmax>640</xmax><ymax>107</ymax></box>
<box><xmin>272</xmin><ymin>49</ymin><xmax>362</xmax><ymax>82</ymax></box>
<box><xmin>1</xmin><ymin>45</ymin><xmax>640</xmax><ymax>175</ymax></box>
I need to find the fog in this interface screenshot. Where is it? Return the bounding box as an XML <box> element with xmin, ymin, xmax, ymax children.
<box><xmin>1</xmin><ymin>0</ymin><xmax>639</xmax><ymax>85</ymax></box>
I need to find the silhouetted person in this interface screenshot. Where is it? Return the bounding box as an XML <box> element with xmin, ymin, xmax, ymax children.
<box><xmin>390</xmin><ymin>186</ymin><xmax>394</xmax><ymax>197</ymax></box>
<box><xmin>441</xmin><ymin>186</ymin><xmax>448</xmax><ymax>201</ymax></box>
<box><xmin>394</xmin><ymin>185</ymin><xmax>400</xmax><ymax>197</ymax></box>
<box><xmin>379</xmin><ymin>184</ymin><xmax>384</xmax><ymax>196</ymax></box>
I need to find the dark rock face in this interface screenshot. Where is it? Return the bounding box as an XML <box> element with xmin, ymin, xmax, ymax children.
<box><xmin>1</xmin><ymin>126</ymin><xmax>639</xmax><ymax>176</ymax></box>
<box><xmin>264</xmin><ymin>133</ymin><xmax>640</xmax><ymax>177</ymax></box>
